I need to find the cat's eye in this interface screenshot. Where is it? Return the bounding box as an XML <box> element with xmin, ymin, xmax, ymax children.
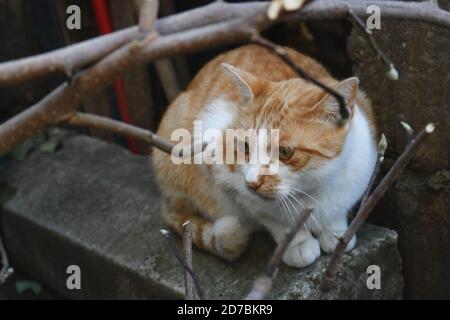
<box><xmin>279</xmin><ymin>146</ymin><xmax>294</xmax><ymax>160</ymax></box>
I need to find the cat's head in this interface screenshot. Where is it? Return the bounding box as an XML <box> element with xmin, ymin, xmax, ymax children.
<box><xmin>206</xmin><ymin>63</ymin><xmax>359</xmax><ymax>201</ymax></box>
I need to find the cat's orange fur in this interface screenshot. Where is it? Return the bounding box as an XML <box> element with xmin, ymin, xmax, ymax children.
<box><xmin>152</xmin><ymin>45</ymin><xmax>377</xmax><ymax>261</ymax></box>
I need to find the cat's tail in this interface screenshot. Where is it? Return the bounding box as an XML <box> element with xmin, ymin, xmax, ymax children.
<box><xmin>163</xmin><ymin>209</ymin><xmax>249</xmax><ymax>261</ymax></box>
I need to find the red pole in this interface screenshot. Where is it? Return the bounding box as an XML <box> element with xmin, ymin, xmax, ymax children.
<box><xmin>91</xmin><ymin>0</ymin><xmax>140</xmax><ymax>154</ymax></box>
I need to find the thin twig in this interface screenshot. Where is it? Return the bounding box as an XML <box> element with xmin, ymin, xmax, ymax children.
<box><xmin>400</xmin><ymin>122</ymin><xmax>414</xmax><ymax>146</ymax></box>
<box><xmin>154</xmin><ymin>59</ymin><xmax>182</xmax><ymax>102</ymax></box>
<box><xmin>160</xmin><ymin>229</ymin><xmax>204</xmax><ymax>300</ymax></box>
<box><xmin>396</xmin><ymin>114</ymin><xmax>414</xmax><ymax>146</ymax></box>
<box><xmin>319</xmin><ymin>122</ymin><xmax>435</xmax><ymax>294</ymax></box>
<box><xmin>246</xmin><ymin>207</ymin><xmax>313</xmax><ymax>300</ymax></box>
<box><xmin>139</xmin><ymin>0</ymin><xmax>159</xmax><ymax>37</ymax></box>
<box><xmin>67</xmin><ymin>112</ymin><xmax>174</xmax><ymax>155</ymax></box>
<box><xmin>347</xmin><ymin>6</ymin><xmax>398</xmax><ymax>80</ymax></box>
<box><xmin>251</xmin><ymin>33</ymin><xmax>349</xmax><ymax>126</ymax></box>
<box><xmin>0</xmin><ymin>236</ymin><xmax>14</xmax><ymax>286</ymax></box>
<box><xmin>360</xmin><ymin>133</ymin><xmax>387</xmax><ymax>207</ymax></box>
<box><xmin>182</xmin><ymin>221</ymin><xmax>195</xmax><ymax>300</ymax></box>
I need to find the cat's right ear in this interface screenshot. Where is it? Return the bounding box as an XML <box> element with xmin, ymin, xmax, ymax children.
<box><xmin>221</xmin><ymin>63</ymin><xmax>258</xmax><ymax>107</ymax></box>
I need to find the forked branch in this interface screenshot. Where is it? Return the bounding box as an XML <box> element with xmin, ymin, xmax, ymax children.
<box><xmin>319</xmin><ymin>122</ymin><xmax>435</xmax><ymax>294</ymax></box>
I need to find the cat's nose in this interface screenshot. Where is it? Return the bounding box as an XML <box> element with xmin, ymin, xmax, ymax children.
<box><xmin>247</xmin><ymin>180</ymin><xmax>263</xmax><ymax>192</ymax></box>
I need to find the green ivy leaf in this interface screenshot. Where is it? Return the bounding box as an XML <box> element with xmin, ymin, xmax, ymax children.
<box><xmin>16</xmin><ymin>280</ymin><xmax>42</xmax><ymax>295</ymax></box>
<box><xmin>39</xmin><ymin>140</ymin><xmax>61</xmax><ymax>153</ymax></box>
<box><xmin>11</xmin><ymin>139</ymin><xmax>35</xmax><ymax>161</ymax></box>
<box><xmin>9</xmin><ymin>132</ymin><xmax>61</xmax><ymax>159</ymax></box>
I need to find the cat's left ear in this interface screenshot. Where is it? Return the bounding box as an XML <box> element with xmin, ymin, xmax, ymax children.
<box><xmin>322</xmin><ymin>77</ymin><xmax>359</xmax><ymax>119</ymax></box>
<box><xmin>221</xmin><ymin>63</ymin><xmax>260</xmax><ymax>107</ymax></box>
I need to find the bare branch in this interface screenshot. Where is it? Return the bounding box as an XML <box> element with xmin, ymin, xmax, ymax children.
<box><xmin>160</xmin><ymin>229</ymin><xmax>204</xmax><ymax>300</ymax></box>
<box><xmin>138</xmin><ymin>0</ymin><xmax>159</xmax><ymax>37</ymax></box>
<box><xmin>346</xmin><ymin>6</ymin><xmax>398</xmax><ymax>80</ymax></box>
<box><xmin>268</xmin><ymin>0</ymin><xmax>308</xmax><ymax>20</ymax></box>
<box><xmin>246</xmin><ymin>207</ymin><xmax>313</xmax><ymax>300</ymax></box>
<box><xmin>360</xmin><ymin>133</ymin><xmax>387</xmax><ymax>207</ymax></box>
<box><xmin>0</xmin><ymin>236</ymin><xmax>14</xmax><ymax>286</ymax></box>
<box><xmin>251</xmin><ymin>33</ymin><xmax>349</xmax><ymax>125</ymax></box>
<box><xmin>319</xmin><ymin>122</ymin><xmax>435</xmax><ymax>294</ymax></box>
<box><xmin>0</xmin><ymin>1</ymin><xmax>448</xmax><ymax>86</ymax></box>
<box><xmin>182</xmin><ymin>221</ymin><xmax>195</xmax><ymax>300</ymax></box>
<box><xmin>67</xmin><ymin>112</ymin><xmax>174</xmax><ymax>155</ymax></box>
<box><xmin>400</xmin><ymin>122</ymin><xmax>414</xmax><ymax>146</ymax></box>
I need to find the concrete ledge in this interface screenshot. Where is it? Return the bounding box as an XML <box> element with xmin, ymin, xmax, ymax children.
<box><xmin>0</xmin><ymin>131</ymin><xmax>403</xmax><ymax>299</ymax></box>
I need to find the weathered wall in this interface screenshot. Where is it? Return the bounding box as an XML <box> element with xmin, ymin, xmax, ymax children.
<box><xmin>348</xmin><ymin>0</ymin><xmax>450</xmax><ymax>298</ymax></box>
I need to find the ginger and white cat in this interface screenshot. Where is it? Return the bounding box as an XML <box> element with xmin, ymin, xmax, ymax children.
<box><xmin>152</xmin><ymin>45</ymin><xmax>378</xmax><ymax>267</ymax></box>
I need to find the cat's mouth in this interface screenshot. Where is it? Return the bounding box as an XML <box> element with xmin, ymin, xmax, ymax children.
<box><xmin>246</xmin><ymin>186</ymin><xmax>275</xmax><ymax>201</ymax></box>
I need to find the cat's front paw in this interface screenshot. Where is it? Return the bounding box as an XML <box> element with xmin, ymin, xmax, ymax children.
<box><xmin>213</xmin><ymin>216</ymin><xmax>250</xmax><ymax>261</ymax></box>
<box><xmin>282</xmin><ymin>237</ymin><xmax>321</xmax><ymax>268</ymax></box>
<box><xmin>319</xmin><ymin>232</ymin><xmax>356</xmax><ymax>253</ymax></box>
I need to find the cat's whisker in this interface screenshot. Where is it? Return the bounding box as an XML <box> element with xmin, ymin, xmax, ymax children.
<box><xmin>290</xmin><ymin>187</ymin><xmax>323</xmax><ymax>210</ymax></box>
<box><xmin>274</xmin><ymin>194</ymin><xmax>288</xmax><ymax>221</ymax></box>
<box><xmin>274</xmin><ymin>194</ymin><xmax>284</xmax><ymax>214</ymax></box>
<box><xmin>287</xmin><ymin>196</ymin><xmax>301</xmax><ymax>223</ymax></box>
<box><xmin>288</xmin><ymin>190</ymin><xmax>326</xmax><ymax>236</ymax></box>
<box><xmin>287</xmin><ymin>193</ymin><xmax>310</xmax><ymax>218</ymax></box>
<box><xmin>277</xmin><ymin>190</ymin><xmax>309</xmax><ymax>229</ymax></box>
<box><xmin>275</xmin><ymin>195</ymin><xmax>293</xmax><ymax>225</ymax></box>
<box><xmin>286</xmin><ymin>191</ymin><xmax>352</xmax><ymax>244</ymax></box>
<box><xmin>285</xmin><ymin>193</ymin><xmax>310</xmax><ymax>233</ymax></box>
<box><xmin>287</xmin><ymin>192</ymin><xmax>304</xmax><ymax>209</ymax></box>
<box><xmin>282</xmin><ymin>197</ymin><xmax>295</xmax><ymax>225</ymax></box>
<box><xmin>289</xmin><ymin>191</ymin><xmax>344</xmax><ymax>242</ymax></box>
<box><xmin>286</xmin><ymin>192</ymin><xmax>313</xmax><ymax>234</ymax></box>
<box><xmin>290</xmin><ymin>186</ymin><xmax>333</xmax><ymax>222</ymax></box>
<box><xmin>279</xmin><ymin>198</ymin><xmax>291</xmax><ymax>224</ymax></box>
<box><xmin>278</xmin><ymin>194</ymin><xmax>295</xmax><ymax>225</ymax></box>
